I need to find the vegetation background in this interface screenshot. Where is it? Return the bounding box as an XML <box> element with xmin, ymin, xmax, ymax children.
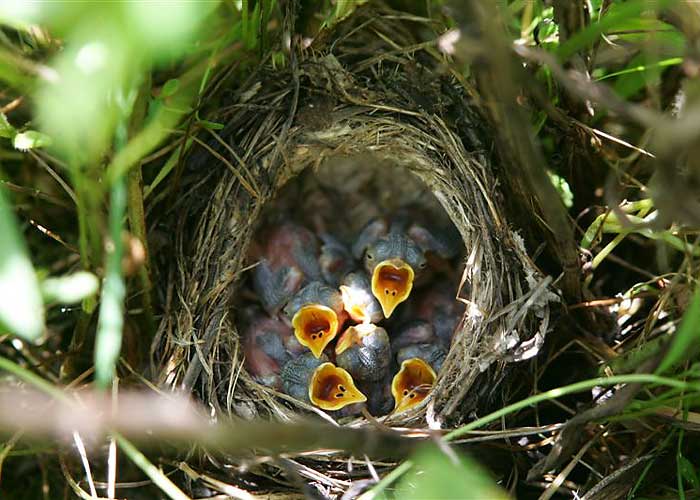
<box><xmin>1</xmin><ymin>0</ymin><xmax>700</xmax><ymax>498</ymax></box>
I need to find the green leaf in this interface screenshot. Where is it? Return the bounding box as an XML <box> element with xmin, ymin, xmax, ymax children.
<box><xmin>198</xmin><ymin>119</ymin><xmax>224</xmax><ymax>130</ymax></box>
<box><xmin>394</xmin><ymin>446</ymin><xmax>510</xmax><ymax>500</ymax></box>
<box><xmin>0</xmin><ymin>185</ymin><xmax>44</xmax><ymax>341</ymax></box>
<box><xmin>41</xmin><ymin>271</ymin><xmax>100</xmax><ymax>304</ymax></box>
<box><xmin>656</xmin><ymin>289</ymin><xmax>700</xmax><ymax>375</ymax></box>
<box><xmin>547</xmin><ymin>171</ymin><xmax>573</xmax><ymax>209</ymax></box>
<box><xmin>161</xmin><ymin>78</ymin><xmax>180</xmax><ymax>97</ymax></box>
<box><xmin>12</xmin><ymin>130</ymin><xmax>52</xmax><ymax>151</ymax></box>
<box><xmin>557</xmin><ymin>0</ymin><xmax>674</xmax><ymax>60</ymax></box>
<box><xmin>0</xmin><ymin>112</ymin><xmax>15</xmax><ymax>138</ymax></box>
<box><xmin>94</xmin><ymin>179</ymin><xmax>127</xmax><ymax>388</ymax></box>
<box><xmin>679</xmin><ymin>455</ymin><xmax>700</xmax><ymax>491</ymax></box>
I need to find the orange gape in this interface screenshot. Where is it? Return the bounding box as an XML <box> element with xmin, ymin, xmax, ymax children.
<box><xmin>391</xmin><ymin>358</ymin><xmax>436</xmax><ymax>413</ymax></box>
<box><xmin>309</xmin><ymin>363</ymin><xmax>366</xmax><ymax>411</ymax></box>
<box><xmin>371</xmin><ymin>259</ymin><xmax>414</xmax><ymax>318</ymax></box>
<box><xmin>291</xmin><ymin>305</ymin><xmax>339</xmax><ymax>358</ymax></box>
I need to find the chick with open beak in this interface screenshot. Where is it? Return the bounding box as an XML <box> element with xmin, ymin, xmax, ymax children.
<box><xmin>391</xmin><ymin>358</ymin><xmax>437</xmax><ymax>413</ymax></box>
<box><xmin>339</xmin><ymin>272</ymin><xmax>383</xmax><ymax>324</ymax></box>
<box><xmin>281</xmin><ymin>353</ymin><xmax>366</xmax><ymax>411</ymax></box>
<box><xmin>335</xmin><ymin>323</ymin><xmax>391</xmax><ymax>383</ymax></box>
<box><xmin>352</xmin><ymin>214</ymin><xmax>460</xmax><ymax>319</ymax></box>
<box><xmin>284</xmin><ymin>281</ymin><xmax>346</xmax><ymax>358</ymax></box>
<box><xmin>357</xmin><ymin>228</ymin><xmax>426</xmax><ymax>319</ymax></box>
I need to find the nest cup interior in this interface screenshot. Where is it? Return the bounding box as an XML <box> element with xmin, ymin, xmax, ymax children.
<box><xmin>236</xmin><ymin>157</ymin><xmax>467</xmax><ymax>419</ymax></box>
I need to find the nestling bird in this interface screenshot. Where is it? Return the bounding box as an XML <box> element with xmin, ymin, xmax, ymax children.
<box><xmin>359</xmin><ymin>374</ymin><xmax>394</xmax><ymax>416</ymax></box>
<box><xmin>335</xmin><ymin>323</ymin><xmax>391</xmax><ymax>382</ymax></box>
<box><xmin>396</xmin><ymin>343</ymin><xmax>447</xmax><ymax>373</ymax></box>
<box><xmin>391</xmin><ymin>320</ymin><xmax>436</xmax><ymax>351</ymax></box>
<box><xmin>284</xmin><ymin>281</ymin><xmax>347</xmax><ymax>358</ymax></box>
<box><xmin>412</xmin><ymin>283</ymin><xmax>465</xmax><ymax>348</ymax></box>
<box><xmin>391</xmin><ymin>357</ymin><xmax>437</xmax><ymax>414</ymax></box>
<box><xmin>352</xmin><ymin>214</ymin><xmax>460</xmax><ymax>319</ymax></box>
<box><xmin>242</xmin><ymin>307</ymin><xmax>303</xmax><ymax>389</ymax></box>
<box><xmin>339</xmin><ymin>272</ymin><xmax>383</xmax><ymax>324</ymax></box>
<box><xmin>318</xmin><ymin>233</ymin><xmax>355</xmax><ymax>286</ymax></box>
<box><xmin>251</xmin><ymin>222</ymin><xmax>323</xmax><ymax>315</ymax></box>
<box><xmin>281</xmin><ymin>353</ymin><xmax>367</xmax><ymax>411</ymax></box>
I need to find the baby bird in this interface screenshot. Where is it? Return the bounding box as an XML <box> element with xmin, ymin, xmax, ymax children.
<box><xmin>360</xmin><ymin>374</ymin><xmax>394</xmax><ymax>416</ymax></box>
<box><xmin>242</xmin><ymin>307</ymin><xmax>303</xmax><ymax>389</ymax></box>
<box><xmin>339</xmin><ymin>272</ymin><xmax>383</xmax><ymax>324</ymax></box>
<box><xmin>284</xmin><ymin>281</ymin><xmax>347</xmax><ymax>358</ymax></box>
<box><xmin>391</xmin><ymin>320</ymin><xmax>436</xmax><ymax>351</ymax></box>
<box><xmin>352</xmin><ymin>214</ymin><xmax>460</xmax><ymax>319</ymax></box>
<box><xmin>281</xmin><ymin>353</ymin><xmax>366</xmax><ymax>411</ymax></box>
<box><xmin>318</xmin><ymin>234</ymin><xmax>355</xmax><ymax>286</ymax></box>
<box><xmin>251</xmin><ymin>222</ymin><xmax>323</xmax><ymax>315</ymax></box>
<box><xmin>396</xmin><ymin>343</ymin><xmax>447</xmax><ymax>373</ymax></box>
<box><xmin>413</xmin><ymin>283</ymin><xmax>465</xmax><ymax>349</ymax></box>
<box><xmin>335</xmin><ymin>323</ymin><xmax>391</xmax><ymax>383</ymax></box>
<box><xmin>391</xmin><ymin>358</ymin><xmax>437</xmax><ymax>414</ymax></box>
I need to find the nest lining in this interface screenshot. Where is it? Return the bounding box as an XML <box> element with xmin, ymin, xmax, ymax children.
<box><xmin>154</xmin><ymin>3</ymin><xmax>558</xmax><ymax>460</ymax></box>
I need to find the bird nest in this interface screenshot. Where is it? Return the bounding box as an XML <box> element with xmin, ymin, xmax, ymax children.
<box><xmin>153</xmin><ymin>1</ymin><xmax>558</xmax><ymax>473</ymax></box>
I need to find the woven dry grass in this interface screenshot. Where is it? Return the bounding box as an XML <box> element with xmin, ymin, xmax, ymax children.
<box><xmin>151</xmin><ymin>3</ymin><xmax>559</xmax><ymax>486</ymax></box>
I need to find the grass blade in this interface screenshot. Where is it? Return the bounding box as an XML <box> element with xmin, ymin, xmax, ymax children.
<box><xmin>0</xmin><ymin>183</ymin><xmax>44</xmax><ymax>341</ymax></box>
<box><xmin>114</xmin><ymin>433</ymin><xmax>191</xmax><ymax>500</ymax></box>
<box><xmin>656</xmin><ymin>289</ymin><xmax>700</xmax><ymax>375</ymax></box>
<box><xmin>557</xmin><ymin>0</ymin><xmax>673</xmax><ymax>60</ymax></box>
<box><xmin>94</xmin><ymin>178</ymin><xmax>127</xmax><ymax>388</ymax></box>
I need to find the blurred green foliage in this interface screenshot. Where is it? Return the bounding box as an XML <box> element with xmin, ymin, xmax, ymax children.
<box><xmin>393</xmin><ymin>446</ymin><xmax>510</xmax><ymax>499</ymax></box>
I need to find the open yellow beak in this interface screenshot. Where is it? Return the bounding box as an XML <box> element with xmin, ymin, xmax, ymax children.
<box><xmin>340</xmin><ymin>285</ymin><xmax>372</xmax><ymax>323</ymax></box>
<box><xmin>371</xmin><ymin>259</ymin><xmax>414</xmax><ymax>318</ymax></box>
<box><xmin>335</xmin><ymin>323</ymin><xmax>373</xmax><ymax>356</ymax></box>
<box><xmin>292</xmin><ymin>305</ymin><xmax>339</xmax><ymax>358</ymax></box>
<box><xmin>391</xmin><ymin>358</ymin><xmax>436</xmax><ymax>413</ymax></box>
<box><xmin>309</xmin><ymin>363</ymin><xmax>367</xmax><ymax>411</ymax></box>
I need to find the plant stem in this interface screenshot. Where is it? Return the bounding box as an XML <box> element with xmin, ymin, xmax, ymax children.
<box><xmin>444</xmin><ymin>373</ymin><xmax>700</xmax><ymax>441</ymax></box>
<box><xmin>113</xmin><ymin>433</ymin><xmax>191</xmax><ymax>500</ymax></box>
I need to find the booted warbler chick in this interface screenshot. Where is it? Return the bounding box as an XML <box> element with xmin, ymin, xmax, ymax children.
<box><xmin>353</xmin><ymin>214</ymin><xmax>459</xmax><ymax>319</ymax></box>
<box><xmin>396</xmin><ymin>343</ymin><xmax>447</xmax><ymax>373</ymax></box>
<box><xmin>335</xmin><ymin>323</ymin><xmax>391</xmax><ymax>382</ymax></box>
<box><xmin>242</xmin><ymin>307</ymin><xmax>300</xmax><ymax>389</ymax></box>
<box><xmin>284</xmin><ymin>281</ymin><xmax>346</xmax><ymax>358</ymax></box>
<box><xmin>252</xmin><ymin>222</ymin><xmax>322</xmax><ymax>315</ymax></box>
<box><xmin>391</xmin><ymin>358</ymin><xmax>437</xmax><ymax>413</ymax></box>
<box><xmin>339</xmin><ymin>272</ymin><xmax>383</xmax><ymax>324</ymax></box>
<box><xmin>280</xmin><ymin>354</ymin><xmax>366</xmax><ymax>411</ymax></box>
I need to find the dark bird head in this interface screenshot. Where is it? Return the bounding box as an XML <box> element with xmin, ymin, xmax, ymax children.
<box><xmin>396</xmin><ymin>343</ymin><xmax>447</xmax><ymax>373</ymax></box>
<box><xmin>318</xmin><ymin>234</ymin><xmax>355</xmax><ymax>286</ymax></box>
<box><xmin>251</xmin><ymin>222</ymin><xmax>322</xmax><ymax>314</ymax></box>
<box><xmin>364</xmin><ymin>232</ymin><xmax>426</xmax><ymax>318</ymax></box>
<box><xmin>391</xmin><ymin>320</ymin><xmax>436</xmax><ymax>351</ymax></box>
<box><xmin>335</xmin><ymin>323</ymin><xmax>391</xmax><ymax>382</ymax></box>
<box><xmin>242</xmin><ymin>307</ymin><xmax>297</xmax><ymax>389</ymax></box>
